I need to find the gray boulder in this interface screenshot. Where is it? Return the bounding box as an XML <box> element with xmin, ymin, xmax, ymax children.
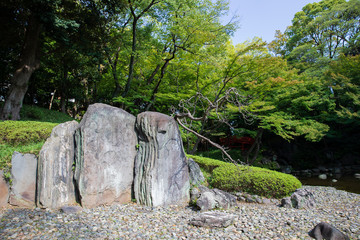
<box><xmin>193</xmin><ymin>185</ymin><xmax>237</xmax><ymax>211</ymax></box>
<box><xmin>189</xmin><ymin>212</ymin><xmax>236</xmax><ymax>228</ymax></box>
<box><xmin>281</xmin><ymin>188</ymin><xmax>316</xmax><ymax>209</ymax></box>
<box><xmin>0</xmin><ymin>170</ymin><xmax>9</xmax><ymax>207</ymax></box>
<box><xmin>37</xmin><ymin>121</ymin><xmax>78</xmax><ymax>209</ymax></box>
<box><xmin>74</xmin><ymin>103</ymin><xmax>137</xmax><ymax>208</ymax></box>
<box><xmin>309</xmin><ymin>222</ymin><xmax>350</xmax><ymax>240</ymax></box>
<box><xmin>9</xmin><ymin>152</ymin><xmax>37</xmax><ymax>207</ymax></box>
<box><xmin>188</xmin><ymin>158</ymin><xmax>205</xmax><ymax>186</ymax></box>
<box><xmin>319</xmin><ymin>174</ymin><xmax>327</xmax><ymax>180</ymax></box>
<box><xmin>134</xmin><ymin>112</ymin><xmax>190</xmax><ymax>206</ymax></box>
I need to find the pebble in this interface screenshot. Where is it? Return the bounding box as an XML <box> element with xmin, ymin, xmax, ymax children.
<box><xmin>0</xmin><ymin>186</ymin><xmax>359</xmax><ymax>239</ymax></box>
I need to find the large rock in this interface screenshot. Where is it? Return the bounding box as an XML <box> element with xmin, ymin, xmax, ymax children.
<box><xmin>192</xmin><ymin>185</ymin><xmax>237</xmax><ymax>211</ymax></box>
<box><xmin>188</xmin><ymin>158</ymin><xmax>205</xmax><ymax>186</ymax></box>
<box><xmin>0</xmin><ymin>170</ymin><xmax>9</xmax><ymax>207</ymax></box>
<box><xmin>189</xmin><ymin>212</ymin><xmax>236</xmax><ymax>228</ymax></box>
<box><xmin>281</xmin><ymin>188</ymin><xmax>316</xmax><ymax>209</ymax></box>
<box><xmin>74</xmin><ymin>103</ymin><xmax>137</xmax><ymax>208</ymax></box>
<box><xmin>37</xmin><ymin>121</ymin><xmax>79</xmax><ymax>209</ymax></box>
<box><xmin>9</xmin><ymin>152</ymin><xmax>37</xmax><ymax>207</ymax></box>
<box><xmin>134</xmin><ymin>112</ymin><xmax>190</xmax><ymax>206</ymax></box>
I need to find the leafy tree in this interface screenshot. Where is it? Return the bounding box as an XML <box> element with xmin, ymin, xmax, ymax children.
<box><xmin>0</xmin><ymin>0</ymin><xmax>126</xmax><ymax>120</ymax></box>
<box><xmin>270</xmin><ymin>0</ymin><xmax>360</xmax><ymax>73</ymax></box>
<box><xmin>325</xmin><ymin>54</ymin><xmax>360</xmax><ymax>124</ymax></box>
<box><xmin>108</xmin><ymin>0</ymin><xmax>236</xmax><ymax>113</ymax></box>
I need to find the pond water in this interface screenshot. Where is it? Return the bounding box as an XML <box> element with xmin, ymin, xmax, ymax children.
<box><xmin>299</xmin><ymin>175</ymin><xmax>360</xmax><ymax>194</ymax></box>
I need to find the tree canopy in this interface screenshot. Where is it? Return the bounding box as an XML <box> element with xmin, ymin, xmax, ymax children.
<box><xmin>1</xmin><ymin>0</ymin><xmax>359</xmax><ymax>166</ymax></box>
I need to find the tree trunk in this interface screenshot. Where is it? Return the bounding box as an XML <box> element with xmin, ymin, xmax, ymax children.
<box><xmin>246</xmin><ymin>128</ymin><xmax>264</xmax><ymax>165</ymax></box>
<box><xmin>122</xmin><ymin>18</ymin><xmax>137</xmax><ymax>97</ymax></box>
<box><xmin>0</xmin><ymin>15</ymin><xmax>42</xmax><ymax>120</ymax></box>
<box><xmin>60</xmin><ymin>92</ymin><xmax>66</xmax><ymax>114</ymax></box>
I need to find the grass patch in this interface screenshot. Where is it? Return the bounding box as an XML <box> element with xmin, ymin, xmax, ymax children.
<box><xmin>0</xmin><ymin>104</ymin><xmax>75</xmax><ymax>173</ymax></box>
<box><xmin>20</xmin><ymin>105</ymin><xmax>74</xmax><ymax>123</ymax></box>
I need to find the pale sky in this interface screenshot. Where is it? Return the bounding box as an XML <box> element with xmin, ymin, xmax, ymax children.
<box><xmin>223</xmin><ymin>0</ymin><xmax>321</xmax><ymax>45</ymax></box>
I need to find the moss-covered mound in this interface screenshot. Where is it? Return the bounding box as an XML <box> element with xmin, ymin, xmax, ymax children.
<box><xmin>0</xmin><ymin>121</ymin><xmax>58</xmax><ymax>146</ymax></box>
<box><xmin>187</xmin><ymin>154</ymin><xmax>228</xmax><ymax>173</ymax></box>
<box><xmin>188</xmin><ymin>154</ymin><xmax>301</xmax><ymax>199</ymax></box>
<box><xmin>211</xmin><ymin>164</ymin><xmax>301</xmax><ymax>198</ymax></box>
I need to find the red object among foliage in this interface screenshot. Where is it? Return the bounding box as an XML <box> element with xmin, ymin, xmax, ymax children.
<box><xmin>220</xmin><ymin>136</ymin><xmax>255</xmax><ymax>150</ymax></box>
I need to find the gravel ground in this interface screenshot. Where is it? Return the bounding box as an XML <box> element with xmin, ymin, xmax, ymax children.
<box><xmin>0</xmin><ymin>186</ymin><xmax>359</xmax><ymax>240</ymax></box>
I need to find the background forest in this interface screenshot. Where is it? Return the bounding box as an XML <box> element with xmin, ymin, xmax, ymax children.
<box><xmin>1</xmin><ymin>0</ymin><xmax>359</xmax><ymax>170</ymax></box>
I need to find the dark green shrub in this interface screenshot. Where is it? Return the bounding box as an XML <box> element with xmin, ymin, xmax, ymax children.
<box><xmin>211</xmin><ymin>164</ymin><xmax>302</xmax><ymax>198</ymax></box>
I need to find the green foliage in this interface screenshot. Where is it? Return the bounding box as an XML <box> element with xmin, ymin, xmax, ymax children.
<box><xmin>282</xmin><ymin>0</ymin><xmax>360</xmax><ymax>71</ymax></box>
<box><xmin>325</xmin><ymin>54</ymin><xmax>360</xmax><ymax>123</ymax></box>
<box><xmin>211</xmin><ymin>164</ymin><xmax>302</xmax><ymax>198</ymax></box>
<box><xmin>259</xmin><ymin>112</ymin><xmax>330</xmax><ymax>142</ymax></box>
<box><xmin>195</xmin><ymin>149</ymin><xmax>244</xmax><ymax>163</ymax></box>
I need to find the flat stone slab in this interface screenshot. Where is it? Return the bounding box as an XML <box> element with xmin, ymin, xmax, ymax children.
<box><xmin>9</xmin><ymin>152</ymin><xmax>37</xmax><ymax>208</ymax></box>
<box><xmin>60</xmin><ymin>206</ymin><xmax>83</xmax><ymax>214</ymax></box>
<box><xmin>189</xmin><ymin>212</ymin><xmax>236</xmax><ymax>228</ymax></box>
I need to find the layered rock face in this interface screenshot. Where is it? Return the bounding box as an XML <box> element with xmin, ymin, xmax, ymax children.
<box><xmin>9</xmin><ymin>152</ymin><xmax>37</xmax><ymax>207</ymax></box>
<box><xmin>134</xmin><ymin>112</ymin><xmax>190</xmax><ymax>206</ymax></box>
<box><xmin>74</xmin><ymin>103</ymin><xmax>137</xmax><ymax>208</ymax></box>
<box><xmin>37</xmin><ymin>121</ymin><xmax>79</xmax><ymax>209</ymax></box>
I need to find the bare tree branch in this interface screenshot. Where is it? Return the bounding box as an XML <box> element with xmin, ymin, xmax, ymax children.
<box><xmin>171</xmin><ymin>87</ymin><xmax>256</xmax><ymax>165</ymax></box>
<box><xmin>175</xmin><ymin>115</ymin><xmax>244</xmax><ymax>165</ymax></box>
